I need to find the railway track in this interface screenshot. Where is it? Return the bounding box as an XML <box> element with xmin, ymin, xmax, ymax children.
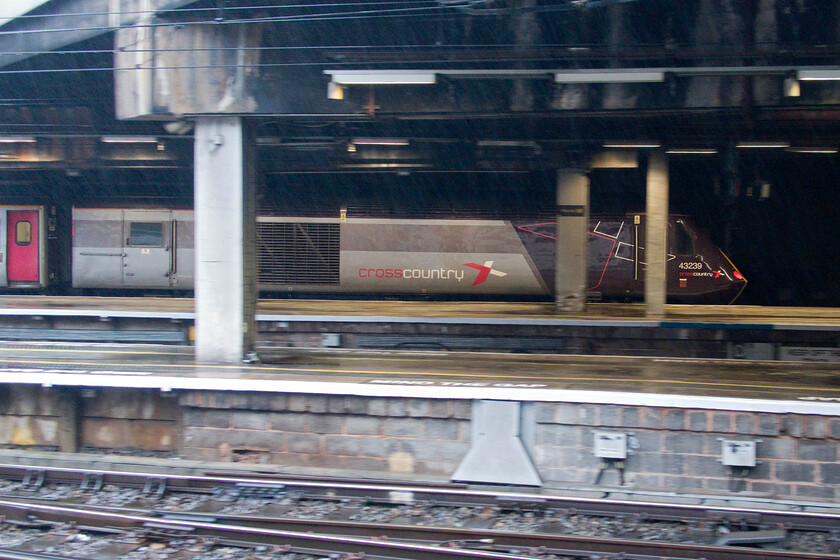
<box><xmin>0</xmin><ymin>464</ymin><xmax>835</xmax><ymax>559</ymax></box>
<box><xmin>0</xmin><ymin>500</ymin><xmax>834</xmax><ymax>560</ymax></box>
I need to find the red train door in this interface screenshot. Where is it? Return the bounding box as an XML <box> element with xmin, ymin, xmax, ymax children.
<box><xmin>7</xmin><ymin>210</ymin><xmax>39</xmax><ymax>283</ymax></box>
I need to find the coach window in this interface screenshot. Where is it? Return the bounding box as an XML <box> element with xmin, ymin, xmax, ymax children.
<box><xmin>674</xmin><ymin>220</ymin><xmax>696</xmax><ymax>255</ymax></box>
<box><xmin>15</xmin><ymin>221</ymin><xmax>31</xmax><ymax>246</ymax></box>
<box><xmin>129</xmin><ymin>222</ymin><xmax>164</xmax><ymax>247</ymax></box>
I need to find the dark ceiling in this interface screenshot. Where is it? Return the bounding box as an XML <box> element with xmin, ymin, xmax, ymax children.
<box><xmin>1</xmin><ymin>1</ymin><xmax>840</xmax><ymax>306</ymax></box>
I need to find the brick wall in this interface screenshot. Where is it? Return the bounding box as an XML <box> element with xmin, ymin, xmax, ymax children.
<box><xmin>534</xmin><ymin>402</ymin><xmax>840</xmax><ymax>501</ymax></box>
<box><xmin>4</xmin><ymin>384</ymin><xmax>833</xmax><ymax>501</ymax></box>
<box><xmin>179</xmin><ymin>391</ymin><xmax>472</xmax><ymax>477</ymax></box>
<box><xmin>181</xmin><ymin>392</ymin><xmax>839</xmax><ymax>500</ymax></box>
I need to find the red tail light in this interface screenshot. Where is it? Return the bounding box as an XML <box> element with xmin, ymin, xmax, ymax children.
<box><xmin>734</xmin><ymin>270</ymin><xmax>744</xmax><ymax>280</ymax></box>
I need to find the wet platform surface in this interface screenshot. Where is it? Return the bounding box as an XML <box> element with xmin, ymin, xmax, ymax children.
<box><xmin>1</xmin><ymin>296</ymin><xmax>839</xmax><ymax>413</ymax></box>
<box><xmin>2</xmin><ymin>341</ymin><xmax>839</xmax><ymax>415</ymax></box>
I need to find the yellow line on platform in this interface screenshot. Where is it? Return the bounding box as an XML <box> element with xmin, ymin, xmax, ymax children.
<box><xmin>3</xmin><ymin>358</ymin><xmax>840</xmax><ymax>394</ymax></box>
<box><xmin>0</xmin><ymin>345</ymin><xmax>584</xmax><ymax>366</ymax></box>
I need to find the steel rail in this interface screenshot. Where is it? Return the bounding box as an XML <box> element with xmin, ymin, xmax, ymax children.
<box><xmin>161</xmin><ymin>512</ymin><xmax>840</xmax><ymax>560</ymax></box>
<box><xmin>0</xmin><ymin>500</ymin><xmax>835</xmax><ymax>560</ymax></box>
<box><xmin>0</xmin><ymin>463</ymin><xmax>836</xmax><ymax>533</ymax></box>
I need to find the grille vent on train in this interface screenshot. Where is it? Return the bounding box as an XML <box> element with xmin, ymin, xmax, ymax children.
<box><xmin>257</xmin><ymin>222</ymin><xmax>340</xmax><ymax>285</ymax></box>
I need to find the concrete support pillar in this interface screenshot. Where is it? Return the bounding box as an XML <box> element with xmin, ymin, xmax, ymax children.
<box><xmin>194</xmin><ymin>117</ymin><xmax>257</xmax><ymax>363</ymax></box>
<box><xmin>555</xmin><ymin>170</ymin><xmax>590</xmax><ymax>313</ymax></box>
<box><xmin>645</xmin><ymin>151</ymin><xmax>669</xmax><ymax>317</ymax></box>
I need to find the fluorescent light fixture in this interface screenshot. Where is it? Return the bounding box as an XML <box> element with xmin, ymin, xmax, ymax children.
<box><xmin>797</xmin><ymin>69</ymin><xmax>840</xmax><ymax>81</ymax></box>
<box><xmin>441</xmin><ymin>69</ymin><xmax>553</xmax><ymax>79</ymax></box>
<box><xmin>666</xmin><ymin>149</ymin><xmax>718</xmax><ymax>154</ymax></box>
<box><xmin>326</xmin><ymin>70</ymin><xmax>436</xmax><ymax>85</ymax></box>
<box><xmin>339</xmin><ymin>163</ymin><xmax>430</xmax><ymax>169</ymax></box>
<box><xmin>256</xmin><ymin>138</ymin><xmax>336</xmax><ymax>150</ymax></box>
<box><xmin>101</xmin><ymin>136</ymin><xmax>158</xmax><ymax>143</ymax></box>
<box><xmin>351</xmin><ymin>138</ymin><xmax>409</xmax><ymax>146</ymax></box>
<box><xmin>555</xmin><ymin>70</ymin><xmax>664</xmax><ymax>83</ymax></box>
<box><xmin>0</xmin><ymin>136</ymin><xmax>36</xmax><ymax>143</ymax></box>
<box><xmin>736</xmin><ymin>142</ymin><xmax>790</xmax><ymax>148</ymax></box>
<box><xmin>322</xmin><ymin>66</ymin><xmax>840</xmax><ymax>86</ymax></box>
<box><xmin>477</xmin><ymin>140</ymin><xmax>540</xmax><ymax>148</ymax></box>
<box><xmin>603</xmin><ymin>142</ymin><xmax>661</xmax><ymax>148</ymax></box>
<box><xmin>787</xmin><ymin>147</ymin><xmax>838</xmax><ymax>154</ymax></box>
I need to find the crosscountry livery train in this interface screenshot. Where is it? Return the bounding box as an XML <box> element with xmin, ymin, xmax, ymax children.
<box><xmin>1</xmin><ymin>205</ymin><xmax>747</xmax><ymax>303</ymax></box>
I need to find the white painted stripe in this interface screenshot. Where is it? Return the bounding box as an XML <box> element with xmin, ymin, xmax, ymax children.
<box><xmin>1</xmin><ymin>369</ymin><xmax>838</xmax><ymax>415</ymax></box>
<box><xmin>0</xmin><ymin>308</ymin><xmax>196</xmax><ymax>320</ymax></box>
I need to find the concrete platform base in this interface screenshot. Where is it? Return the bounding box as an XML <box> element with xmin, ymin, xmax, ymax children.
<box><xmin>0</xmin><ymin>384</ymin><xmax>837</xmax><ymax>501</ymax></box>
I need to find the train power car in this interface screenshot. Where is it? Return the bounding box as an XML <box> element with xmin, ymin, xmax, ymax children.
<box><xmin>255</xmin><ymin>213</ymin><xmax>746</xmax><ymax>303</ymax></box>
<box><xmin>0</xmin><ymin>205</ymin><xmax>48</xmax><ymax>289</ymax></box>
<box><xmin>67</xmin><ymin>207</ymin><xmax>745</xmax><ymax>303</ymax></box>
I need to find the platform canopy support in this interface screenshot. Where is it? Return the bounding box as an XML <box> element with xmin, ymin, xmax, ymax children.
<box><xmin>645</xmin><ymin>151</ymin><xmax>669</xmax><ymax>317</ymax></box>
<box><xmin>194</xmin><ymin>117</ymin><xmax>257</xmax><ymax>363</ymax></box>
<box><xmin>555</xmin><ymin>170</ymin><xmax>590</xmax><ymax>313</ymax></box>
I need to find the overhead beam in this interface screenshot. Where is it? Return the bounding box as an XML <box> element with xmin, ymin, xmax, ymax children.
<box><xmin>0</xmin><ymin>0</ymin><xmax>198</xmax><ymax>69</ymax></box>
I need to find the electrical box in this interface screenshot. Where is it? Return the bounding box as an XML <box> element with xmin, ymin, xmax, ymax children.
<box><xmin>594</xmin><ymin>431</ymin><xmax>627</xmax><ymax>459</ymax></box>
<box><xmin>721</xmin><ymin>440</ymin><xmax>757</xmax><ymax>467</ymax></box>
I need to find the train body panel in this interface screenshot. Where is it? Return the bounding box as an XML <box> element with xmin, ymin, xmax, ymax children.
<box><xmin>72</xmin><ymin>208</ymin><xmax>194</xmax><ymax>290</ymax></box>
<box><xmin>257</xmin><ymin>217</ymin><xmax>549</xmax><ymax>295</ymax></box>
<box><xmin>0</xmin><ymin>205</ymin><xmax>48</xmax><ymax>289</ymax></box>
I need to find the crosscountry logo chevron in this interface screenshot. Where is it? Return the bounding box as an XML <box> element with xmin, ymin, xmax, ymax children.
<box><xmin>463</xmin><ymin>261</ymin><xmax>508</xmax><ymax>286</ymax></box>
